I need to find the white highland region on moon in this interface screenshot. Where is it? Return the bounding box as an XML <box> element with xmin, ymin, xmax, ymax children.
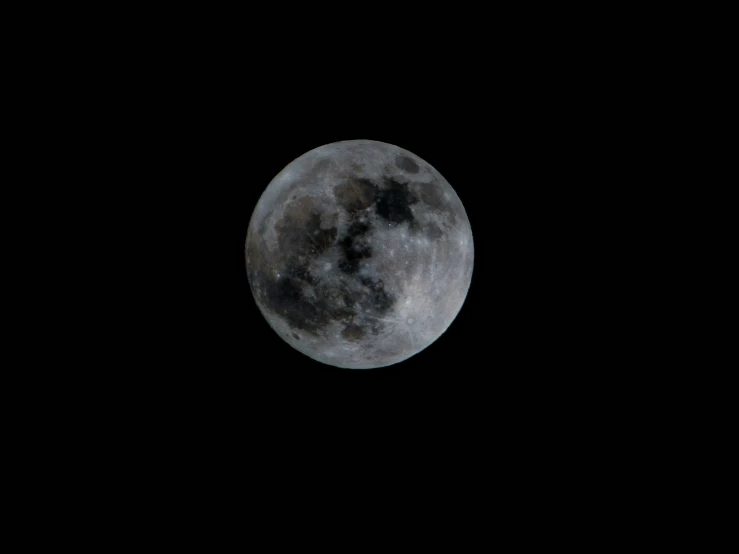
<box><xmin>245</xmin><ymin>139</ymin><xmax>473</xmax><ymax>369</ymax></box>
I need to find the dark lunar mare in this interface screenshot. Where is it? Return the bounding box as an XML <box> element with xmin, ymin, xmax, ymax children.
<box><xmin>395</xmin><ymin>155</ymin><xmax>419</xmax><ymax>173</ymax></box>
<box><xmin>338</xmin><ymin>220</ymin><xmax>372</xmax><ymax>275</ymax></box>
<box><xmin>375</xmin><ymin>177</ymin><xmax>418</xmax><ymax>225</ymax></box>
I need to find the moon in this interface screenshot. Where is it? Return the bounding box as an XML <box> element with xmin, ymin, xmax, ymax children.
<box><xmin>245</xmin><ymin>139</ymin><xmax>473</xmax><ymax>369</ymax></box>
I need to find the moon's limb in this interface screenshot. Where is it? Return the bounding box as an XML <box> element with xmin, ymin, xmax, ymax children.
<box><xmin>245</xmin><ymin>139</ymin><xmax>473</xmax><ymax>369</ymax></box>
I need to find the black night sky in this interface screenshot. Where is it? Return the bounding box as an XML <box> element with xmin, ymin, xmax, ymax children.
<box><xmin>122</xmin><ymin>27</ymin><xmax>631</xmax><ymax>445</ymax></box>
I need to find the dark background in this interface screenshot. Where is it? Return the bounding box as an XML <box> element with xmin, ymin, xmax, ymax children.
<box><xmin>145</xmin><ymin>67</ymin><xmax>625</xmax><ymax>437</ymax></box>
<box><xmin>22</xmin><ymin>10</ymin><xmax>679</xmax><ymax>525</ymax></box>
<box><xmin>17</xmin><ymin>6</ymin><xmax>687</xmax><ymax>532</ymax></box>
<box><xmin>96</xmin><ymin>14</ymin><xmax>645</xmax><ymax>453</ymax></box>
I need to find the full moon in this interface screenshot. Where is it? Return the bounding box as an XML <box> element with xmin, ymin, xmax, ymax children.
<box><xmin>245</xmin><ymin>139</ymin><xmax>473</xmax><ymax>369</ymax></box>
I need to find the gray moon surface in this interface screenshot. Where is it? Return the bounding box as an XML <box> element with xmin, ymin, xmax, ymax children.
<box><xmin>245</xmin><ymin>139</ymin><xmax>473</xmax><ymax>369</ymax></box>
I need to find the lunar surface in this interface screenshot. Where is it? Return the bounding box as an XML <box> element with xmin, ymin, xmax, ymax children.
<box><xmin>245</xmin><ymin>139</ymin><xmax>473</xmax><ymax>369</ymax></box>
